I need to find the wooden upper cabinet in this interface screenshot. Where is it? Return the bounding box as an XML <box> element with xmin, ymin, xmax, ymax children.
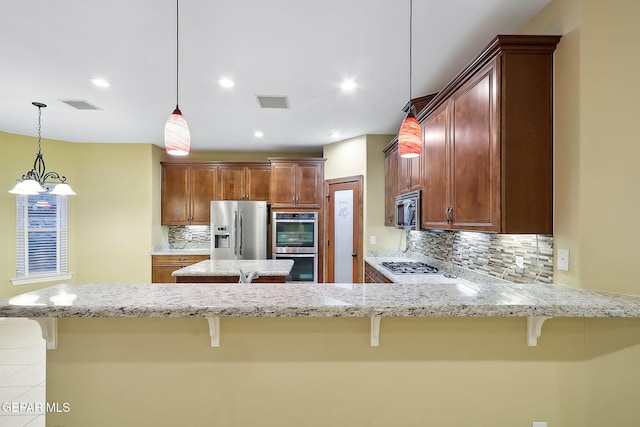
<box><xmin>421</xmin><ymin>101</ymin><xmax>450</xmax><ymax>230</ymax></box>
<box><xmin>269</xmin><ymin>158</ymin><xmax>325</xmax><ymax>208</ymax></box>
<box><xmin>161</xmin><ymin>163</ymin><xmax>218</xmax><ymax>225</ymax></box>
<box><xmin>244</xmin><ymin>164</ymin><xmax>271</xmax><ymax>201</ymax></box>
<box><xmin>161</xmin><ymin>164</ymin><xmax>190</xmax><ymax>225</ymax></box>
<box><xmin>417</xmin><ymin>34</ymin><xmax>560</xmax><ymax>234</ymax></box>
<box><xmin>398</xmin><ymin>155</ymin><xmax>421</xmax><ymax>194</ymax></box>
<box><xmin>449</xmin><ymin>65</ymin><xmax>499</xmax><ymax>231</ymax></box>
<box><xmin>190</xmin><ymin>165</ymin><xmax>218</xmax><ymax>224</ymax></box>
<box><xmin>383</xmin><ymin>143</ymin><xmax>399</xmax><ymax>227</ymax></box>
<box><xmin>218</xmin><ymin>165</ymin><xmax>245</xmax><ymax>200</ymax></box>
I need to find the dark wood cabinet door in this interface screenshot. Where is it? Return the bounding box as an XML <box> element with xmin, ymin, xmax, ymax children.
<box><xmin>296</xmin><ymin>163</ymin><xmax>323</xmax><ymax>208</ymax></box>
<box><xmin>245</xmin><ymin>165</ymin><xmax>271</xmax><ymax>201</ymax></box>
<box><xmin>450</xmin><ymin>62</ymin><xmax>499</xmax><ymax>231</ymax></box>
<box><xmin>218</xmin><ymin>166</ymin><xmax>245</xmax><ymax>201</ymax></box>
<box><xmin>398</xmin><ymin>156</ymin><xmax>421</xmax><ymax>193</ymax></box>
<box><xmin>269</xmin><ymin>163</ymin><xmax>297</xmax><ymax>207</ymax></box>
<box><xmin>191</xmin><ymin>166</ymin><xmax>218</xmax><ymax>224</ymax></box>
<box><xmin>421</xmin><ymin>101</ymin><xmax>450</xmax><ymax>230</ymax></box>
<box><xmin>384</xmin><ymin>144</ymin><xmax>398</xmax><ymax>226</ymax></box>
<box><xmin>161</xmin><ymin>165</ymin><xmax>190</xmax><ymax>225</ymax></box>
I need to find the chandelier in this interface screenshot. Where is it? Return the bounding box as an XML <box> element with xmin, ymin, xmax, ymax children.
<box><xmin>8</xmin><ymin>102</ymin><xmax>76</xmax><ymax>196</ymax></box>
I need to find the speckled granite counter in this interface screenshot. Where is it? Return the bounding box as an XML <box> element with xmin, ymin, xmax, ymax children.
<box><xmin>2</xmin><ymin>281</ymin><xmax>640</xmax><ymax>319</ymax></box>
<box><xmin>151</xmin><ymin>248</ymin><xmax>211</xmax><ymax>256</ymax></box>
<box><xmin>172</xmin><ymin>259</ymin><xmax>294</xmax><ymax>283</ymax></box>
<box><xmin>172</xmin><ymin>259</ymin><xmax>294</xmax><ymax>277</ymax></box>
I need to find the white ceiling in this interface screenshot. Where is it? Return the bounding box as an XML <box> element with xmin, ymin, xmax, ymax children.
<box><xmin>0</xmin><ymin>0</ymin><xmax>550</xmax><ymax>153</ymax></box>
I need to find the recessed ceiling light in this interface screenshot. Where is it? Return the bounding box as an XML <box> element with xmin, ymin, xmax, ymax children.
<box><xmin>219</xmin><ymin>78</ymin><xmax>235</xmax><ymax>88</ymax></box>
<box><xmin>329</xmin><ymin>132</ymin><xmax>341</xmax><ymax>138</ymax></box>
<box><xmin>254</xmin><ymin>131</ymin><xmax>264</xmax><ymax>138</ymax></box>
<box><xmin>91</xmin><ymin>78</ymin><xmax>111</xmax><ymax>88</ymax></box>
<box><xmin>340</xmin><ymin>80</ymin><xmax>356</xmax><ymax>91</ymax></box>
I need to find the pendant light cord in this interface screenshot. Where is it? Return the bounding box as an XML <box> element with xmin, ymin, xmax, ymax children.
<box><xmin>408</xmin><ymin>0</ymin><xmax>414</xmax><ymax>112</ymax></box>
<box><xmin>176</xmin><ymin>0</ymin><xmax>180</xmax><ymax>109</ymax></box>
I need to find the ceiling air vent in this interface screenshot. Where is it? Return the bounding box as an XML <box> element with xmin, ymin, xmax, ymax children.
<box><xmin>256</xmin><ymin>95</ymin><xmax>289</xmax><ymax>109</ymax></box>
<box><xmin>59</xmin><ymin>99</ymin><xmax>102</xmax><ymax>110</ymax></box>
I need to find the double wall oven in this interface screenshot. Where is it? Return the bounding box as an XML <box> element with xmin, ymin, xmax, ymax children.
<box><xmin>272</xmin><ymin>212</ymin><xmax>318</xmax><ymax>283</ymax></box>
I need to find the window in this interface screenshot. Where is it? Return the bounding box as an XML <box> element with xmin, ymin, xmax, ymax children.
<box><xmin>12</xmin><ymin>186</ymin><xmax>71</xmax><ymax>285</ymax></box>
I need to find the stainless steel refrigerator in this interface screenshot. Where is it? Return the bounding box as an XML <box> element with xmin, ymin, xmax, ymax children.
<box><xmin>210</xmin><ymin>201</ymin><xmax>268</xmax><ymax>260</ymax></box>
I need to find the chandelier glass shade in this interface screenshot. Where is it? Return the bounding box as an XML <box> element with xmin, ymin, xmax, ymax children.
<box><xmin>164</xmin><ymin>0</ymin><xmax>190</xmax><ymax>156</ymax></box>
<box><xmin>8</xmin><ymin>102</ymin><xmax>76</xmax><ymax>196</ymax></box>
<box><xmin>398</xmin><ymin>0</ymin><xmax>422</xmax><ymax>158</ymax></box>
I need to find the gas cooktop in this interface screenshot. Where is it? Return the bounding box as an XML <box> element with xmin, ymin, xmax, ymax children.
<box><xmin>380</xmin><ymin>261</ymin><xmax>439</xmax><ymax>274</ymax></box>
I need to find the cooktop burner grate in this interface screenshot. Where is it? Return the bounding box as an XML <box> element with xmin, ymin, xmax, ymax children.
<box><xmin>380</xmin><ymin>261</ymin><xmax>439</xmax><ymax>274</ymax></box>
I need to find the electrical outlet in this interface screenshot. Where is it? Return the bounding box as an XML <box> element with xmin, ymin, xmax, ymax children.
<box><xmin>370</xmin><ymin>236</ymin><xmax>376</xmax><ymax>245</ymax></box>
<box><xmin>186</xmin><ymin>232</ymin><xmax>192</xmax><ymax>242</ymax></box>
<box><xmin>558</xmin><ymin>249</ymin><xmax>569</xmax><ymax>271</ymax></box>
<box><xmin>515</xmin><ymin>256</ymin><xmax>524</xmax><ymax>269</ymax></box>
<box><xmin>532</xmin><ymin>422</ymin><xmax>547</xmax><ymax>427</ymax></box>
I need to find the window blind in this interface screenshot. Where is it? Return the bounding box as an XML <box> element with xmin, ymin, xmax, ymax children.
<box><xmin>16</xmin><ymin>188</ymin><xmax>68</xmax><ymax>278</ymax></box>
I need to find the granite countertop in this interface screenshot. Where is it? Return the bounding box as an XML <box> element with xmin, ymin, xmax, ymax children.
<box><xmin>151</xmin><ymin>247</ymin><xmax>211</xmax><ymax>256</ymax></box>
<box><xmin>172</xmin><ymin>259</ymin><xmax>294</xmax><ymax>277</ymax></box>
<box><xmin>2</xmin><ymin>281</ymin><xmax>640</xmax><ymax>319</ymax></box>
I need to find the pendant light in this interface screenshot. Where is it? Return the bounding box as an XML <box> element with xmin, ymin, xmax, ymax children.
<box><xmin>164</xmin><ymin>0</ymin><xmax>190</xmax><ymax>156</ymax></box>
<box><xmin>398</xmin><ymin>0</ymin><xmax>422</xmax><ymax>158</ymax></box>
<box><xmin>9</xmin><ymin>102</ymin><xmax>76</xmax><ymax>196</ymax></box>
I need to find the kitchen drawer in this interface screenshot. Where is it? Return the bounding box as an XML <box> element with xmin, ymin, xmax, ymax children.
<box><xmin>152</xmin><ymin>255</ymin><xmax>210</xmax><ymax>283</ymax></box>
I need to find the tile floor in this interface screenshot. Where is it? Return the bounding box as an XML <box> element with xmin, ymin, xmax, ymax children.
<box><xmin>0</xmin><ymin>318</ymin><xmax>46</xmax><ymax>426</ymax></box>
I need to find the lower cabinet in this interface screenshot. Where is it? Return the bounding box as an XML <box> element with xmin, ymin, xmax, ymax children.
<box><xmin>151</xmin><ymin>255</ymin><xmax>210</xmax><ymax>283</ymax></box>
<box><xmin>364</xmin><ymin>262</ymin><xmax>393</xmax><ymax>283</ymax></box>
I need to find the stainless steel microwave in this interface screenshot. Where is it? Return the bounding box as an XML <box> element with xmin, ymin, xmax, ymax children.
<box><xmin>395</xmin><ymin>190</ymin><xmax>420</xmax><ymax>230</ymax></box>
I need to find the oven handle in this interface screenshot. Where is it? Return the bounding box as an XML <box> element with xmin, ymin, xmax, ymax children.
<box><xmin>275</xmin><ymin>253</ymin><xmax>316</xmax><ymax>258</ymax></box>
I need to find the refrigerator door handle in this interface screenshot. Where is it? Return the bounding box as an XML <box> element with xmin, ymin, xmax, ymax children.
<box><xmin>239</xmin><ymin>210</ymin><xmax>244</xmax><ymax>256</ymax></box>
<box><xmin>233</xmin><ymin>210</ymin><xmax>238</xmax><ymax>256</ymax></box>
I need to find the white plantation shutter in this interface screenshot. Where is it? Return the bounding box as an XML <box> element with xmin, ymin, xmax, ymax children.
<box><xmin>15</xmin><ymin>186</ymin><xmax>68</xmax><ymax>278</ymax></box>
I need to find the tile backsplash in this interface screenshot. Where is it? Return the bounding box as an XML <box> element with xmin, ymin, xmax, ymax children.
<box><xmin>168</xmin><ymin>225</ymin><xmax>211</xmax><ymax>246</ymax></box>
<box><xmin>406</xmin><ymin>230</ymin><xmax>554</xmax><ymax>283</ymax></box>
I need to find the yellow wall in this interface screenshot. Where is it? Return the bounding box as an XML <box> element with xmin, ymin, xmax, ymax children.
<box><xmin>72</xmin><ymin>143</ymin><xmax>155</xmax><ymax>283</ymax></box>
<box><xmin>523</xmin><ymin>0</ymin><xmax>640</xmax><ymax>295</ymax></box>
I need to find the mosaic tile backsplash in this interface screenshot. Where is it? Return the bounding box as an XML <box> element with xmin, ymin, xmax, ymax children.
<box><xmin>168</xmin><ymin>225</ymin><xmax>211</xmax><ymax>247</ymax></box>
<box><xmin>406</xmin><ymin>230</ymin><xmax>554</xmax><ymax>284</ymax></box>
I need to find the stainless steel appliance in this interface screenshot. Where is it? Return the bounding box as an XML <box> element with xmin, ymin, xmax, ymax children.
<box><xmin>395</xmin><ymin>190</ymin><xmax>420</xmax><ymax>230</ymax></box>
<box><xmin>211</xmin><ymin>200</ymin><xmax>268</xmax><ymax>260</ymax></box>
<box><xmin>272</xmin><ymin>212</ymin><xmax>318</xmax><ymax>282</ymax></box>
<box><xmin>380</xmin><ymin>261</ymin><xmax>438</xmax><ymax>274</ymax></box>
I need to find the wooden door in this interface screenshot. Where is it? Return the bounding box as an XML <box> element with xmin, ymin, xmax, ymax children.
<box><xmin>421</xmin><ymin>101</ymin><xmax>450</xmax><ymax>229</ymax></box>
<box><xmin>191</xmin><ymin>165</ymin><xmax>218</xmax><ymax>224</ymax></box>
<box><xmin>384</xmin><ymin>144</ymin><xmax>398</xmax><ymax>226</ymax></box>
<box><xmin>269</xmin><ymin>162</ymin><xmax>297</xmax><ymax>207</ymax></box>
<box><xmin>296</xmin><ymin>163</ymin><xmax>323</xmax><ymax>208</ymax></box>
<box><xmin>218</xmin><ymin>165</ymin><xmax>245</xmax><ymax>201</ymax></box>
<box><xmin>325</xmin><ymin>176</ymin><xmax>363</xmax><ymax>283</ymax></box>
<box><xmin>450</xmin><ymin>61</ymin><xmax>499</xmax><ymax>231</ymax></box>
<box><xmin>245</xmin><ymin>165</ymin><xmax>271</xmax><ymax>201</ymax></box>
<box><xmin>161</xmin><ymin>164</ymin><xmax>190</xmax><ymax>225</ymax></box>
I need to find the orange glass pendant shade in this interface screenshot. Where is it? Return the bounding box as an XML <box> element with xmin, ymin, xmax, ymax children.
<box><xmin>398</xmin><ymin>111</ymin><xmax>422</xmax><ymax>158</ymax></box>
<box><xmin>164</xmin><ymin>107</ymin><xmax>190</xmax><ymax>156</ymax></box>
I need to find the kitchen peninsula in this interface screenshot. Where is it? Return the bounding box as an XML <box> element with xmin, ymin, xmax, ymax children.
<box><xmin>171</xmin><ymin>259</ymin><xmax>294</xmax><ymax>283</ymax></box>
<box><xmin>3</xmin><ymin>281</ymin><xmax>640</xmax><ymax>426</ymax></box>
